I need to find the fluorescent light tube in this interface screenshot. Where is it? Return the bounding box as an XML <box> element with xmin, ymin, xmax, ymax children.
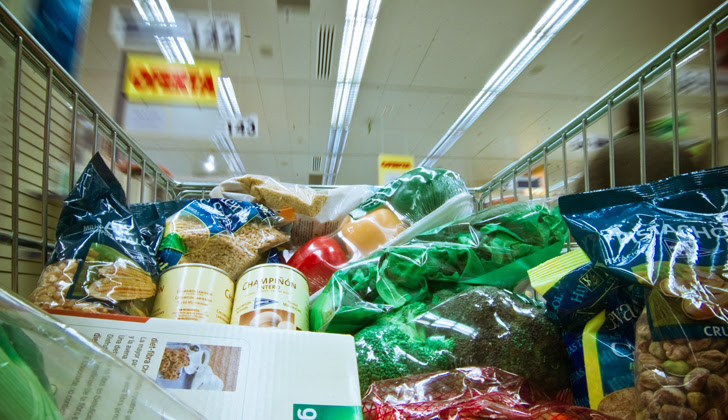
<box><xmin>323</xmin><ymin>0</ymin><xmax>381</xmax><ymax>185</ymax></box>
<box><xmin>158</xmin><ymin>0</ymin><xmax>175</xmax><ymax>24</ymax></box>
<box><xmin>419</xmin><ymin>0</ymin><xmax>588</xmax><ymax>167</ymax></box>
<box><xmin>154</xmin><ymin>36</ymin><xmax>175</xmax><ymax>62</ymax></box>
<box><xmin>168</xmin><ymin>37</ymin><xmax>185</xmax><ymax>63</ymax></box>
<box><xmin>147</xmin><ymin>0</ymin><xmax>165</xmax><ymax>24</ymax></box>
<box><xmin>177</xmin><ymin>37</ymin><xmax>195</xmax><ymax>64</ymax></box>
<box><xmin>133</xmin><ymin>0</ymin><xmax>150</xmax><ymax>23</ymax></box>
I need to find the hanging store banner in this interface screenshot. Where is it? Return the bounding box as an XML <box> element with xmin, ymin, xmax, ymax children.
<box><xmin>378</xmin><ymin>154</ymin><xmax>414</xmax><ymax>185</ymax></box>
<box><xmin>124</xmin><ymin>54</ymin><xmax>221</xmax><ymax>106</ymax></box>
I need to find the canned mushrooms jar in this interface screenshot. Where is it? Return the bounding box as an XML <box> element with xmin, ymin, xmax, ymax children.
<box><xmin>232</xmin><ymin>264</ymin><xmax>309</xmax><ymax>331</ymax></box>
<box><xmin>151</xmin><ymin>264</ymin><xmax>234</xmax><ymax>324</ymax></box>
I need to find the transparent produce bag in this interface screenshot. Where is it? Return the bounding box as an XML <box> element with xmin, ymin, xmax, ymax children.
<box><xmin>559</xmin><ymin>166</ymin><xmax>728</xmax><ymax>420</ymax></box>
<box><xmin>355</xmin><ymin>286</ymin><xmax>571</xmax><ymax>397</ymax></box>
<box><xmin>28</xmin><ymin>154</ymin><xmax>159</xmax><ymax>316</ymax></box>
<box><xmin>362</xmin><ymin>367</ymin><xmax>617</xmax><ymax>420</ymax></box>
<box><xmin>289</xmin><ymin>167</ymin><xmax>473</xmax><ymax>295</ymax></box>
<box><xmin>0</xmin><ymin>288</ymin><xmax>203</xmax><ymax>420</ymax></box>
<box><xmin>310</xmin><ymin>201</ymin><xmax>568</xmax><ymax>333</ymax></box>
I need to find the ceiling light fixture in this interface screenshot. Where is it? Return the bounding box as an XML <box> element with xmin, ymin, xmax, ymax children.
<box><xmin>176</xmin><ymin>36</ymin><xmax>195</xmax><ymax>64</ymax></box>
<box><xmin>154</xmin><ymin>35</ymin><xmax>195</xmax><ymax>65</ymax></box>
<box><xmin>322</xmin><ymin>0</ymin><xmax>382</xmax><ymax>185</ymax></box>
<box><xmin>211</xmin><ymin>132</ymin><xmax>246</xmax><ymax>175</ymax></box>
<box><xmin>132</xmin><ymin>0</ymin><xmax>150</xmax><ymax>23</ymax></box>
<box><xmin>203</xmin><ymin>154</ymin><xmax>216</xmax><ymax>172</ymax></box>
<box><xmin>419</xmin><ymin>0</ymin><xmax>588</xmax><ymax>167</ymax></box>
<box><xmin>217</xmin><ymin>76</ymin><xmax>242</xmax><ymax>119</ymax></box>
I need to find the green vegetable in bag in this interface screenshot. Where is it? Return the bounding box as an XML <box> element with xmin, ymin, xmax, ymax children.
<box><xmin>355</xmin><ymin>286</ymin><xmax>571</xmax><ymax>396</ymax></box>
<box><xmin>0</xmin><ymin>324</ymin><xmax>63</xmax><ymax>420</ymax></box>
<box><xmin>310</xmin><ymin>201</ymin><xmax>568</xmax><ymax>333</ymax></box>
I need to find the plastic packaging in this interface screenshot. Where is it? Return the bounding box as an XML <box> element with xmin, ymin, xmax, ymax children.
<box><xmin>211</xmin><ymin>174</ymin><xmax>328</xmax><ymax>217</ymax></box>
<box><xmin>355</xmin><ymin>286</ymin><xmax>571</xmax><ymax>396</ymax></box>
<box><xmin>529</xmin><ymin>249</ymin><xmax>646</xmax><ymax>418</ymax></box>
<box><xmin>289</xmin><ymin>167</ymin><xmax>472</xmax><ymax>294</ymax></box>
<box><xmin>28</xmin><ymin>154</ymin><xmax>159</xmax><ymax>316</ymax></box>
<box><xmin>559</xmin><ymin>166</ymin><xmax>728</xmax><ymax>420</ymax></box>
<box><xmin>362</xmin><ymin>367</ymin><xmax>618</xmax><ymax>420</ymax></box>
<box><xmin>158</xmin><ymin>198</ymin><xmax>289</xmax><ymax>279</ymax></box>
<box><xmin>0</xmin><ymin>288</ymin><xmax>203</xmax><ymax>419</ymax></box>
<box><xmin>310</xmin><ymin>201</ymin><xmax>568</xmax><ymax>333</ymax></box>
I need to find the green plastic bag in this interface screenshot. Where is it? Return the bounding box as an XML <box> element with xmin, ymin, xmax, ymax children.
<box><xmin>310</xmin><ymin>201</ymin><xmax>568</xmax><ymax>333</ymax></box>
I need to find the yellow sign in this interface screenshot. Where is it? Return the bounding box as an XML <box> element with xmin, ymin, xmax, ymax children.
<box><xmin>123</xmin><ymin>54</ymin><xmax>220</xmax><ymax>106</ymax></box>
<box><xmin>378</xmin><ymin>154</ymin><xmax>414</xmax><ymax>185</ymax></box>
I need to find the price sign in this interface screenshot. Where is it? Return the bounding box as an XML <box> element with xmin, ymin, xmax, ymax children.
<box><xmin>227</xmin><ymin>114</ymin><xmax>259</xmax><ymax>139</ymax></box>
<box><xmin>188</xmin><ymin>12</ymin><xmax>241</xmax><ymax>54</ymax></box>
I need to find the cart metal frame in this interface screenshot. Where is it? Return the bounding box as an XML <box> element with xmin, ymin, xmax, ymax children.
<box><xmin>4</xmin><ymin>2</ymin><xmax>728</xmax><ymax>294</ymax></box>
<box><xmin>473</xmin><ymin>1</ymin><xmax>728</xmax><ymax>208</ymax></box>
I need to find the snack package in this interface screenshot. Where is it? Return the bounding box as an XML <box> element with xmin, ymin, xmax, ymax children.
<box><xmin>157</xmin><ymin>199</ymin><xmax>289</xmax><ymax>279</ymax></box>
<box><xmin>310</xmin><ymin>201</ymin><xmax>568</xmax><ymax>333</ymax></box>
<box><xmin>355</xmin><ymin>286</ymin><xmax>571</xmax><ymax>396</ymax></box>
<box><xmin>28</xmin><ymin>154</ymin><xmax>158</xmax><ymax>316</ymax></box>
<box><xmin>289</xmin><ymin>185</ymin><xmax>375</xmax><ymax>246</ymax></box>
<box><xmin>529</xmin><ymin>249</ymin><xmax>646</xmax><ymax>418</ymax></box>
<box><xmin>559</xmin><ymin>167</ymin><xmax>728</xmax><ymax>420</ymax></box>
<box><xmin>212</xmin><ymin>174</ymin><xmax>328</xmax><ymax>217</ymax></box>
<box><xmin>1</xmin><ymin>288</ymin><xmax>203</xmax><ymax>419</ymax></box>
<box><xmin>289</xmin><ymin>167</ymin><xmax>473</xmax><ymax>295</ymax></box>
<box><xmin>362</xmin><ymin>367</ymin><xmax>617</xmax><ymax>420</ymax></box>
<box><xmin>212</xmin><ymin>175</ymin><xmax>376</xmax><ymax>246</ymax></box>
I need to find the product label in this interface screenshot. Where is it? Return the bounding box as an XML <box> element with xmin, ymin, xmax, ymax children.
<box><xmin>293</xmin><ymin>404</ymin><xmax>363</xmax><ymax>420</ymax></box>
<box><xmin>152</xmin><ymin>266</ymin><xmax>234</xmax><ymax>324</ymax></box>
<box><xmin>232</xmin><ymin>266</ymin><xmax>309</xmax><ymax>331</ymax></box>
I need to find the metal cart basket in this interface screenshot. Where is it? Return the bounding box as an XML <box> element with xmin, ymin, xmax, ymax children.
<box><xmin>3</xmin><ymin>2</ymin><xmax>728</xmax><ymax>297</ymax></box>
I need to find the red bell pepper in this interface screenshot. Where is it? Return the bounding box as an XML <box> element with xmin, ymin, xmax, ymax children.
<box><xmin>287</xmin><ymin>236</ymin><xmax>349</xmax><ymax>295</ymax></box>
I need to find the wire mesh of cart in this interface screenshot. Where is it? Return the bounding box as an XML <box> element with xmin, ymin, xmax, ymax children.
<box><xmin>4</xmin><ymin>2</ymin><xmax>728</xmax><ymax>298</ymax></box>
<box><xmin>473</xmin><ymin>2</ymin><xmax>728</xmax><ymax>209</ymax></box>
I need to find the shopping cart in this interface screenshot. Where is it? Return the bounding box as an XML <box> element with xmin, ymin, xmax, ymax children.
<box><xmin>4</xmin><ymin>1</ymin><xmax>728</xmax><ymax>299</ymax></box>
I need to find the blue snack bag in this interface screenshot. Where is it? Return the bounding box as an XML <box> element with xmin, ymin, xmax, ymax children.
<box><xmin>530</xmin><ymin>250</ymin><xmax>646</xmax><ymax>414</ymax></box>
<box><xmin>558</xmin><ymin>167</ymin><xmax>728</xmax><ymax>420</ymax></box>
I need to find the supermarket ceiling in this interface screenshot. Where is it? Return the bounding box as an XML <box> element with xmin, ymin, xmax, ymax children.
<box><xmin>76</xmin><ymin>0</ymin><xmax>723</xmax><ymax>186</ymax></box>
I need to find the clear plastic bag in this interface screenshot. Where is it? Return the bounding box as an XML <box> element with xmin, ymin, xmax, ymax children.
<box><xmin>211</xmin><ymin>174</ymin><xmax>328</xmax><ymax>217</ymax></box>
<box><xmin>355</xmin><ymin>286</ymin><xmax>571</xmax><ymax>397</ymax></box>
<box><xmin>310</xmin><ymin>201</ymin><xmax>568</xmax><ymax>333</ymax></box>
<box><xmin>289</xmin><ymin>167</ymin><xmax>472</xmax><ymax>295</ymax></box>
<box><xmin>0</xmin><ymin>288</ymin><xmax>203</xmax><ymax>419</ymax></box>
<box><xmin>362</xmin><ymin>367</ymin><xmax>618</xmax><ymax>420</ymax></box>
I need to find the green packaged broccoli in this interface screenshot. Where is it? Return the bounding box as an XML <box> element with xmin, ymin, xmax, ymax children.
<box><xmin>355</xmin><ymin>286</ymin><xmax>571</xmax><ymax>396</ymax></box>
<box><xmin>311</xmin><ymin>201</ymin><xmax>568</xmax><ymax>333</ymax></box>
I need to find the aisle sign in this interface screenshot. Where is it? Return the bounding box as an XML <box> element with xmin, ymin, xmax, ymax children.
<box><xmin>227</xmin><ymin>114</ymin><xmax>259</xmax><ymax>139</ymax></box>
<box><xmin>378</xmin><ymin>154</ymin><xmax>414</xmax><ymax>185</ymax></box>
<box><xmin>124</xmin><ymin>54</ymin><xmax>220</xmax><ymax>106</ymax></box>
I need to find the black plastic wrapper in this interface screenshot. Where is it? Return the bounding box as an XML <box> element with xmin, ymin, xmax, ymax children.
<box><xmin>28</xmin><ymin>154</ymin><xmax>158</xmax><ymax>316</ymax></box>
<box><xmin>559</xmin><ymin>166</ymin><xmax>728</xmax><ymax>420</ymax></box>
<box><xmin>355</xmin><ymin>286</ymin><xmax>571</xmax><ymax>398</ymax></box>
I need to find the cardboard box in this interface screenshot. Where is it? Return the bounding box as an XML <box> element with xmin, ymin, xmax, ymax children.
<box><xmin>53</xmin><ymin>312</ymin><xmax>362</xmax><ymax>419</ymax></box>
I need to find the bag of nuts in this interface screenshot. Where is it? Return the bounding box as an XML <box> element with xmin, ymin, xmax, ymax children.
<box><xmin>560</xmin><ymin>167</ymin><xmax>728</xmax><ymax>420</ymax></box>
<box><xmin>28</xmin><ymin>154</ymin><xmax>159</xmax><ymax>316</ymax></box>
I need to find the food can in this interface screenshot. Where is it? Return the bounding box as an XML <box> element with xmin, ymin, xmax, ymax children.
<box><xmin>231</xmin><ymin>264</ymin><xmax>309</xmax><ymax>331</ymax></box>
<box><xmin>152</xmin><ymin>263</ymin><xmax>234</xmax><ymax>324</ymax></box>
